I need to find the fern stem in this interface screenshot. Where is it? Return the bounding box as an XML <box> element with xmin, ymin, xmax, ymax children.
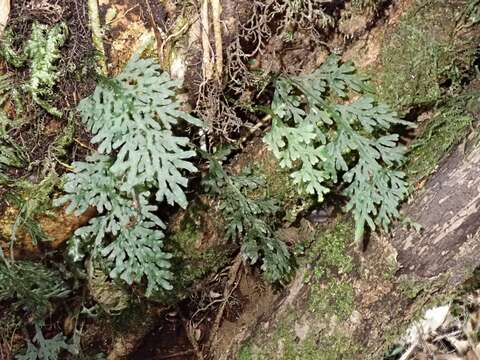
<box><xmin>88</xmin><ymin>0</ymin><xmax>108</xmax><ymax>75</ymax></box>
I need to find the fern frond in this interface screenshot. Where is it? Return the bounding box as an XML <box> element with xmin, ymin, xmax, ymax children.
<box><xmin>23</xmin><ymin>22</ymin><xmax>68</xmax><ymax>117</ymax></box>
<box><xmin>0</xmin><ymin>261</ymin><xmax>70</xmax><ymax>317</ymax></box>
<box><xmin>16</xmin><ymin>321</ymin><xmax>73</xmax><ymax>360</ymax></box>
<box><xmin>78</xmin><ymin>54</ymin><xmax>201</xmax><ymax>208</ymax></box>
<box><xmin>203</xmin><ymin>150</ymin><xmax>291</xmax><ymax>282</ymax></box>
<box><xmin>57</xmin><ymin>54</ymin><xmax>200</xmax><ymax>295</ymax></box>
<box><xmin>264</xmin><ymin>55</ymin><xmax>413</xmax><ymax>243</ymax></box>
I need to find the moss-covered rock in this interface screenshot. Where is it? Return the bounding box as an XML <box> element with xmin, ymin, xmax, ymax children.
<box><xmin>404</xmin><ymin>94</ymin><xmax>475</xmax><ymax>184</ymax></box>
<box><xmin>155</xmin><ymin>198</ymin><xmax>233</xmax><ymax>303</ymax></box>
<box><xmin>376</xmin><ymin>0</ymin><xmax>478</xmax><ymax>112</ymax></box>
<box><xmin>238</xmin><ymin>315</ymin><xmax>360</xmax><ymax>360</ymax></box>
<box><xmin>237</xmin><ymin>219</ymin><xmax>359</xmax><ymax>359</ymax></box>
<box><xmin>248</xmin><ymin>145</ymin><xmax>315</xmax><ymax>224</ymax></box>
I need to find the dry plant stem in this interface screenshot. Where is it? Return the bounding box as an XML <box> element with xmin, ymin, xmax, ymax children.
<box><xmin>208</xmin><ymin>254</ymin><xmax>243</xmax><ymax>350</ymax></box>
<box><xmin>159</xmin><ymin>17</ymin><xmax>197</xmax><ymax>69</ymax></box>
<box><xmin>88</xmin><ymin>0</ymin><xmax>107</xmax><ymax>75</ymax></box>
<box><xmin>0</xmin><ymin>0</ymin><xmax>10</xmax><ymax>36</ymax></box>
<box><xmin>143</xmin><ymin>0</ymin><xmax>163</xmax><ymax>61</ymax></box>
<box><xmin>211</xmin><ymin>0</ymin><xmax>223</xmax><ymax>81</ymax></box>
<box><xmin>200</xmin><ymin>0</ymin><xmax>213</xmax><ymax>80</ymax></box>
<box><xmin>179</xmin><ymin>311</ymin><xmax>204</xmax><ymax>360</ymax></box>
<box><xmin>239</xmin><ymin>114</ymin><xmax>272</xmax><ymax>147</ymax></box>
<box><xmin>74</xmin><ymin>138</ymin><xmax>96</xmax><ymax>152</ymax></box>
<box><xmin>158</xmin><ymin>350</ymin><xmax>195</xmax><ymax>360</ymax></box>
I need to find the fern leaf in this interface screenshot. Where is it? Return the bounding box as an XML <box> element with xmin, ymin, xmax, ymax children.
<box><xmin>264</xmin><ymin>55</ymin><xmax>413</xmax><ymax>244</ymax></box>
<box><xmin>101</xmin><ymin>221</ymin><xmax>173</xmax><ymax>296</ymax></box>
<box><xmin>57</xmin><ymin>54</ymin><xmax>200</xmax><ymax>295</ymax></box>
<box><xmin>78</xmin><ymin>55</ymin><xmax>201</xmax><ymax>208</ymax></box>
<box><xmin>203</xmin><ymin>152</ymin><xmax>291</xmax><ymax>282</ymax></box>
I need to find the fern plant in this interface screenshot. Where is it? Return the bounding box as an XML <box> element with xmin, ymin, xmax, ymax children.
<box><xmin>24</xmin><ymin>22</ymin><xmax>68</xmax><ymax>117</ymax></box>
<box><xmin>0</xmin><ymin>261</ymin><xmax>70</xmax><ymax>318</ymax></box>
<box><xmin>202</xmin><ymin>148</ymin><xmax>291</xmax><ymax>282</ymax></box>
<box><xmin>264</xmin><ymin>55</ymin><xmax>412</xmax><ymax>244</ymax></box>
<box><xmin>16</xmin><ymin>321</ymin><xmax>73</xmax><ymax>360</ymax></box>
<box><xmin>55</xmin><ymin>54</ymin><xmax>201</xmax><ymax>296</ymax></box>
<box><xmin>0</xmin><ymin>22</ymin><xmax>68</xmax><ymax>116</ymax></box>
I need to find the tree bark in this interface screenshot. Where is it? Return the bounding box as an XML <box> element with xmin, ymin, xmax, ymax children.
<box><xmin>392</xmin><ymin>144</ymin><xmax>480</xmax><ymax>284</ymax></box>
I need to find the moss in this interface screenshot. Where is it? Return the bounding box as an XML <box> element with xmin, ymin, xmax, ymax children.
<box><xmin>376</xmin><ymin>0</ymin><xmax>478</xmax><ymax>112</ymax></box>
<box><xmin>247</xmin><ymin>320</ymin><xmax>359</xmax><ymax>360</ymax></box>
<box><xmin>301</xmin><ymin>220</ymin><xmax>356</xmax><ymax>320</ymax></box>
<box><xmin>238</xmin><ymin>343</ymin><xmax>253</xmax><ymax>360</ymax></box>
<box><xmin>307</xmin><ymin>219</ymin><xmax>355</xmax><ymax>276</ymax></box>
<box><xmin>154</xmin><ymin>206</ymin><xmax>232</xmax><ymax>303</ymax></box>
<box><xmin>405</xmin><ymin>95</ymin><xmax>475</xmax><ymax>184</ymax></box>
<box><xmin>382</xmin><ymin>255</ymin><xmax>399</xmax><ymax>281</ymax></box>
<box><xmin>309</xmin><ymin>279</ymin><xmax>355</xmax><ymax>320</ymax></box>
<box><xmin>397</xmin><ymin>275</ymin><xmax>432</xmax><ymax>300</ymax></box>
<box><xmin>252</xmin><ymin>151</ymin><xmax>314</xmax><ymax>224</ymax></box>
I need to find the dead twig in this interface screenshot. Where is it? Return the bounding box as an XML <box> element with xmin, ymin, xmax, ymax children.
<box><xmin>179</xmin><ymin>308</ymin><xmax>204</xmax><ymax>360</ymax></box>
<box><xmin>200</xmin><ymin>0</ymin><xmax>213</xmax><ymax>81</ymax></box>
<box><xmin>74</xmin><ymin>138</ymin><xmax>96</xmax><ymax>152</ymax></box>
<box><xmin>158</xmin><ymin>349</ymin><xmax>195</xmax><ymax>359</ymax></box>
<box><xmin>87</xmin><ymin>0</ymin><xmax>107</xmax><ymax>75</ymax></box>
<box><xmin>206</xmin><ymin>254</ymin><xmax>243</xmax><ymax>351</ymax></box>
<box><xmin>239</xmin><ymin>114</ymin><xmax>272</xmax><ymax>148</ymax></box>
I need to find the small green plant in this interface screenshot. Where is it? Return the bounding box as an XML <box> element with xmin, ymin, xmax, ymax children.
<box><xmin>202</xmin><ymin>147</ymin><xmax>291</xmax><ymax>282</ymax></box>
<box><xmin>55</xmin><ymin>54</ymin><xmax>201</xmax><ymax>296</ymax></box>
<box><xmin>0</xmin><ymin>22</ymin><xmax>68</xmax><ymax>117</ymax></box>
<box><xmin>24</xmin><ymin>22</ymin><xmax>68</xmax><ymax>116</ymax></box>
<box><xmin>16</xmin><ymin>321</ymin><xmax>73</xmax><ymax>360</ymax></box>
<box><xmin>264</xmin><ymin>55</ymin><xmax>412</xmax><ymax>244</ymax></box>
<box><xmin>0</xmin><ymin>261</ymin><xmax>70</xmax><ymax>318</ymax></box>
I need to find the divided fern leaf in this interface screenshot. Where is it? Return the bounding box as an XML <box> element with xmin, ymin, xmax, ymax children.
<box><xmin>78</xmin><ymin>54</ymin><xmax>200</xmax><ymax>208</ymax></box>
<box><xmin>264</xmin><ymin>55</ymin><xmax>412</xmax><ymax>244</ymax></box>
<box><xmin>56</xmin><ymin>54</ymin><xmax>201</xmax><ymax>295</ymax></box>
<box><xmin>202</xmin><ymin>149</ymin><xmax>291</xmax><ymax>282</ymax></box>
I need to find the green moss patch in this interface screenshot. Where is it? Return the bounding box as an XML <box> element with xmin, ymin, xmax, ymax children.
<box><xmin>251</xmin><ymin>149</ymin><xmax>315</xmax><ymax>224</ymax></box>
<box><xmin>309</xmin><ymin>279</ymin><xmax>355</xmax><ymax>320</ymax></box>
<box><xmin>405</xmin><ymin>94</ymin><xmax>475</xmax><ymax>184</ymax></box>
<box><xmin>307</xmin><ymin>219</ymin><xmax>355</xmax><ymax>276</ymax></box>
<box><xmin>376</xmin><ymin>0</ymin><xmax>478</xmax><ymax>112</ymax></box>
<box><xmin>240</xmin><ymin>317</ymin><xmax>359</xmax><ymax>360</ymax></box>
